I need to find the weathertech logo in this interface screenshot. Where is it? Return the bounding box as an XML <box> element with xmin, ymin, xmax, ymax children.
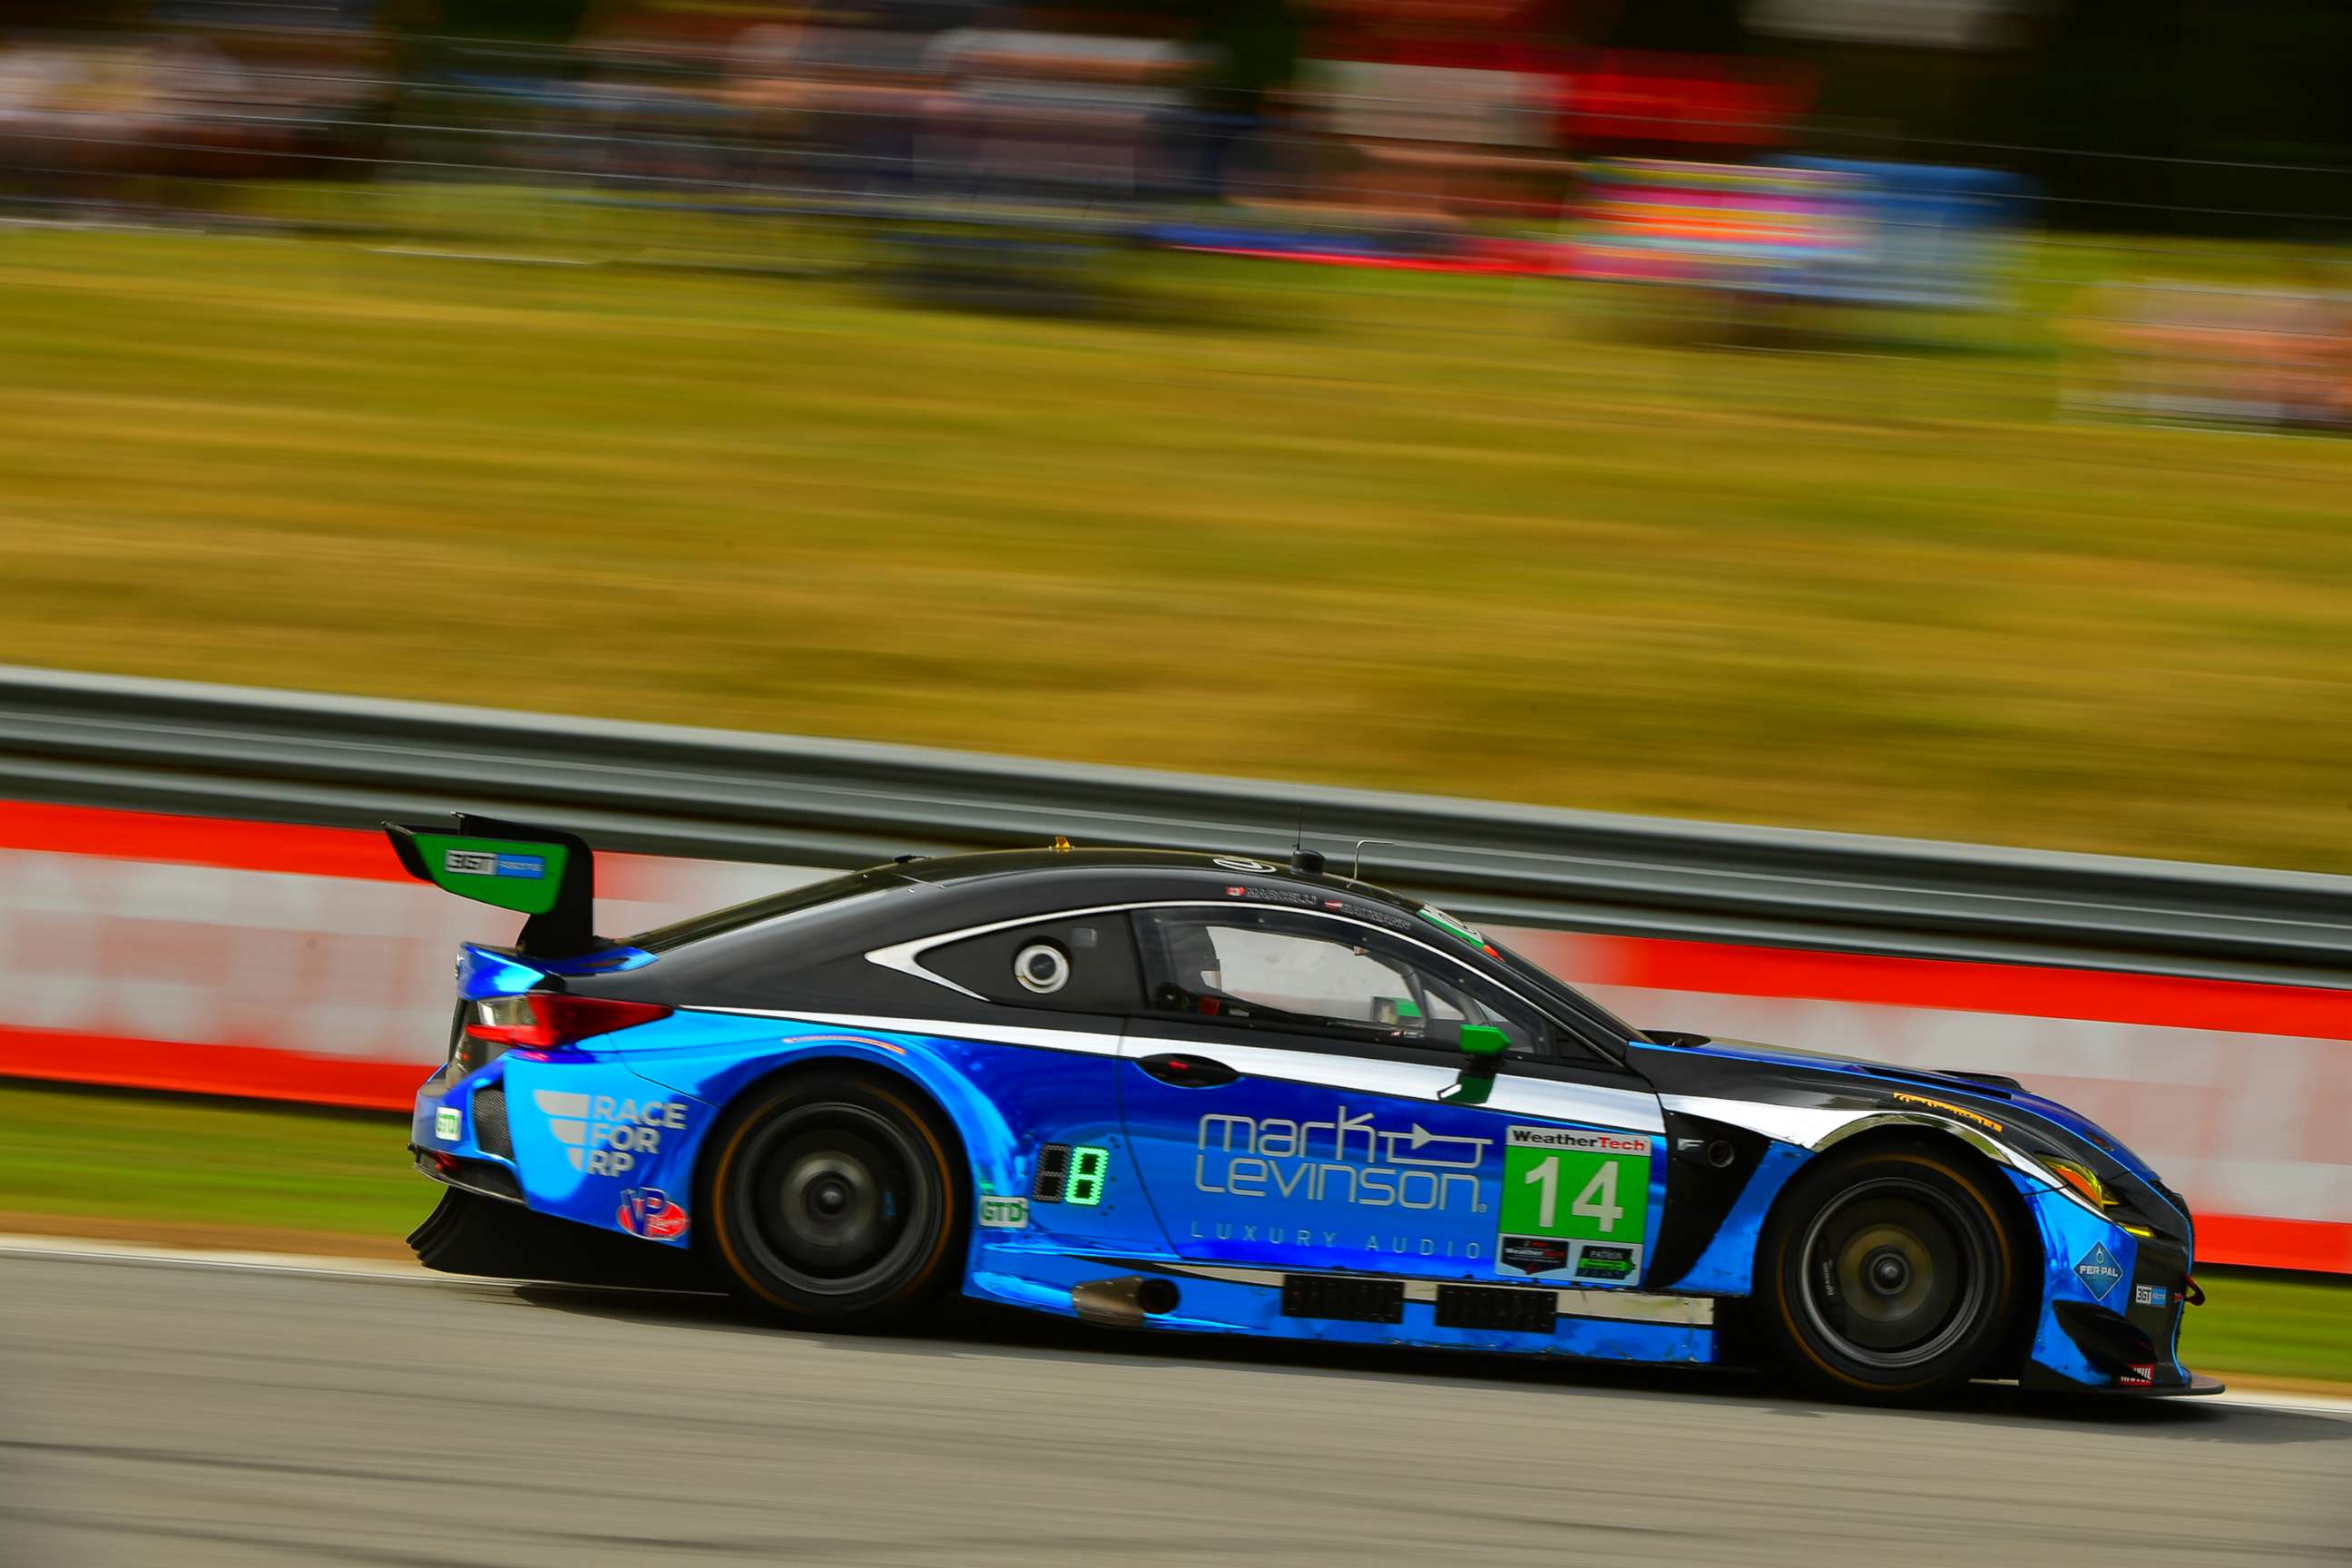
<box><xmin>1507</xmin><ymin>1126</ymin><xmax>1648</xmax><ymax>1155</ymax></box>
<box><xmin>533</xmin><ymin>1091</ymin><xmax>690</xmax><ymax>1175</ymax></box>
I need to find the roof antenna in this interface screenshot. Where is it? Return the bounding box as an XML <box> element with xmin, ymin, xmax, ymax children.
<box><xmin>1289</xmin><ymin>808</ymin><xmax>1326</xmax><ymax>877</ymax></box>
<box><xmin>1351</xmin><ymin>839</ymin><xmax>1394</xmax><ymax>879</ymax></box>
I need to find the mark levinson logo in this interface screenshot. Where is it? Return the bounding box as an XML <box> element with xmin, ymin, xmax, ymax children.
<box><xmin>1193</xmin><ymin>1105</ymin><xmax>1491</xmax><ymax>1211</ymax></box>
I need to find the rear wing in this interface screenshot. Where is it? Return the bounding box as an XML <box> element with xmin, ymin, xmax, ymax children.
<box><xmin>384</xmin><ymin>814</ymin><xmax>597</xmax><ymax>958</ymax></box>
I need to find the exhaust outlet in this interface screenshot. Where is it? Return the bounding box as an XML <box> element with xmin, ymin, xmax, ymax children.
<box><xmin>1072</xmin><ymin>1276</ymin><xmax>1181</xmax><ymax>1327</ymax></box>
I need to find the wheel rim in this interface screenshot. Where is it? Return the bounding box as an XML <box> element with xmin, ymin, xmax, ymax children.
<box><xmin>730</xmin><ymin>1102</ymin><xmax>939</xmax><ymax>1298</ymax></box>
<box><xmin>1796</xmin><ymin>1177</ymin><xmax>1991</xmax><ymax>1371</ymax></box>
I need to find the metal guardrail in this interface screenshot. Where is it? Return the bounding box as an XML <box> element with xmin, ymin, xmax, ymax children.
<box><xmin>0</xmin><ymin>663</ymin><xmax>2346</xmax><ymax>987</ymax></box>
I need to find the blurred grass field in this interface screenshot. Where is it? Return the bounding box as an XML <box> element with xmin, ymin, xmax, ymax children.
<box><xmin>0</xmin><ymin>1082</ymin><xmax>2342</xmax><ymax>1388</ymax></box>
<box><xmin>1</xmin><ymin>218</ymin><xmax>2348</xmax><ymax>870</ymax></box>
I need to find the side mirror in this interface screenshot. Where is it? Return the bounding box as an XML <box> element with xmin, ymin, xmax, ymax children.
<box><xmin>1459</xmin><ymin>1024</ymin><xmax>1511</xmax><ymax>1060</ymax></box>
<box><xmin>1441</xmin><ymin>1024</ymin><xmax>1508</xmax><ymax>1105</ymax></box>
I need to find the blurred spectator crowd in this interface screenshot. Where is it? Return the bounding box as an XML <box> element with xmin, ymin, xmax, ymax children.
<box><xmin>0</xmin><ymin>2</ymin><xmax>1829</xmax><ymax>225</ymax></box>
<box><xmin>0</xmin><ymin>0</ymin><xmax>2345</xmax><ymax>428</ymax></box>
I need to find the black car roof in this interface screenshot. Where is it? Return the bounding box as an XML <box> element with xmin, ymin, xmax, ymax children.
<box><xmin>894</xmin><ymin>846</ymin><xmax>1421</xmax><ymax>907</ymax></box>
<box><xmin>615</xmin><ymin>842</ymin><xmax>1644</xmax><ymax>1055</ymax></box>
<box><xmin>629</xmin><ymin>846</ymin><xmax>1422</xmax><ymax>956</ymax></box>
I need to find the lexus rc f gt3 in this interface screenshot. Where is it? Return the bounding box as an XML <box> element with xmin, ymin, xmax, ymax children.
<box><xmin>394</xmin><ymin>817</ymin><xmax>2216</xmax><ymax>1405</ymax></box>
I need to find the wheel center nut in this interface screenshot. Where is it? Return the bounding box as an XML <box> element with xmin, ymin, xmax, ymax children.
<box><xmin>810</xmin><ymin>1180</ymin><xmax>849</xmax><ymax>1217</ymax></box>
<box><xmin>1867</xmin><ymin>1250</ymin><xmax>1911</xmax><ymax>1294</ymax></box>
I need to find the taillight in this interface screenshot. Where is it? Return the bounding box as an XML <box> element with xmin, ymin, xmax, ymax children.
<box><xmin>462</xmin><ymin>994</ymin><xmax>672</xmax><ymax>1053</ymax></box>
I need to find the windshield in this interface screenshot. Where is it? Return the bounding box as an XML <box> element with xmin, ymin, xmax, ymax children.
<box><xmin>1484</xmin><ymin>931</ymin><xmax>1650</xmax><ymax>1046</ymax></box>
<box><xmin>1406</xmin><ymin>902</ymin><xmax>1650</xmax><ymax>1045</ymax></box>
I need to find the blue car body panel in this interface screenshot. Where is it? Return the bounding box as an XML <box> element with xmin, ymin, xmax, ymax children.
<box><xmin>397</xmin><ymin>841</ymin><xmax>2207</xmax><ymax>1398</ymax></box>
<box><xmin>412</xmin><ymin>1002</ymin><xmax>2189</xmax><ymax>1388</ymax></box>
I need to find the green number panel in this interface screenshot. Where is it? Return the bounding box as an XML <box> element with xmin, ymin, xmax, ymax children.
<box><xmin>1495</xmin><ymin>1127</ymin><xmax>1652</xmax><ymax>1284</ymax></box>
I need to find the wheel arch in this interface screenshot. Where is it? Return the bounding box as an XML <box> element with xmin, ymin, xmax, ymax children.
<box><xmin>688</xmin><ymin>1050</ymin><xmax>988</xmax><ymax>1318</ymax></box>
<box><xmin>689</xmin><ymin>1047</ymin><xmax>989</xmax><ymax>1212</ymax></box>
<box><xmin>1753</xmin><ymin>1119</ymin><xmax>2045</xmax><ymax>1377</ymax></box>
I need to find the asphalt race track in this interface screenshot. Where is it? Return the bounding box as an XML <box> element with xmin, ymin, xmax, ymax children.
<box><xmin>4</xmin><ymin>1247</ymin><xmax>2347</xmax><ymax>1568</ymax></box>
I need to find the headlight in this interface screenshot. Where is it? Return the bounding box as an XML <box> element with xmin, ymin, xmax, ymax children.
<box><xmin>2048</xmin><ymin>1158</ymin><xmax>2117</xmax><ymax>1212</ymax></box>
<box><xmin>2045</xmin><ymin>1157</ymin><xmax>2166</xmax><ymax>1238</ymax></box>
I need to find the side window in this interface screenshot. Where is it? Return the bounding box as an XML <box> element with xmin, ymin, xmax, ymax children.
<box><xmin>918</xmin><ymin>916</ymin><xmax>1144</xmax><ymax>1013</ymax></box>
<box><xmin>1132</xmin><ymin>908</ymin><xmax>1547</xmax><ymax>1055</ymax></box>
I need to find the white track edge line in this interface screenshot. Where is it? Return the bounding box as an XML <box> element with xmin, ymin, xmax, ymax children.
<box><xmin>0</xmin><ymin>1232</ymin><xmax>436</xmax><ymax>1281</ymax></box>
<box><xmin>4</xmin><ymin>1234</ymin><xmax>2347</xmax><ymax>1417</ymax></box>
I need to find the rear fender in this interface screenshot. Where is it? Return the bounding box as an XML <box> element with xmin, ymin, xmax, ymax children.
<box><xmin>629</xmin><ymin>1022</ymin><xmax>1020</xmax><ymax>1209</ymax></box>
<box><xmin>620</xmin><ymin>1014</ymin><xmax>1163</xmax><ymax>1270</ymax></box>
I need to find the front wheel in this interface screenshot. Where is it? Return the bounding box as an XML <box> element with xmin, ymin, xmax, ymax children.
<box><xmin>701</xmin><ymin>1072</ymin><xmax>965</xmax><ymax>1322</ymax></box>
<box><xmin>1759</xmin><ymin>1143</ymin><xmax>2024</xmax><ymax>1403</ymax></box>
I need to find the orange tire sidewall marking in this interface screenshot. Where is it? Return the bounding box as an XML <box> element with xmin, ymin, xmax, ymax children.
<box><xmin>707</xmin><ymin>1081</ymin><xmax>963</xmax><ymax>1316</ymax></box>
<box><xmin>1772</xmin><ymin>1151</ymin><xmax>2016</xmax><ymax>1393</ymax></box>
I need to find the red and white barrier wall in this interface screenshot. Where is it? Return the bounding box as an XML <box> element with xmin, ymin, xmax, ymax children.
<box><xmin>2</xmin><ymin>799</ymin><xmax>2344</xmax><ymax>1273</ymax></box>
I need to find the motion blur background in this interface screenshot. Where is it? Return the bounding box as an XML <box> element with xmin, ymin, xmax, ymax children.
<box><xmin>3</xmin><ymin>5</ymin><xmax>2352</xmax><ymax>1563</ymax></box>
<box><xmin>5</xmin><ymin>0</ymin><xmax>2351</xmax><ymax>1230</ymax></box>
<box><xmin>1</xmin><ymin>0</ymin><xmax>2347</xmax><ymax>869</ymax></box>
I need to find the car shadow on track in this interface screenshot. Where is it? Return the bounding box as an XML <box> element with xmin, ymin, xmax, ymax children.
<box><xmin>502</xmin><ymin>1280</ymin><xmax>2346</xmax><ymax>1446</ymax></box>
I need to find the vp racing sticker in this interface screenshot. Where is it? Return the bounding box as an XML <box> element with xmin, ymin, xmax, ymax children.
<box><xmin>1495</xmin><ymin>1126</ymin><xmax>1653</xmax><ymax>1285</ymax></box>
<box><xmin>616</xmin><ymin>1187</ymin><xmax>689</xmax><ymax>1240</ymax></box>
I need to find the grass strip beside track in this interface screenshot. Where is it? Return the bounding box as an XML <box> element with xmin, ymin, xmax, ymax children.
<box><xmin>1</xmin><ymin>1083</ymin><xmax>434</xmax><ymax>1251</ymax></box>
<box><xmin>2</xmin><ymin>1082</ymin><xmax>2343</xmax><ymax>1388</ymax></box>
<box><xmin>1</xmin><ymin>225</ymin><xmax>2349</xmax><ymax>873</ymax></box>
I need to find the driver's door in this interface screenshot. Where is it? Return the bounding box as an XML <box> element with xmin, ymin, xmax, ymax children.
<box><xmin>1114</xmin><ymin>905</ymin><xmax>1669</xmax><ymax>1289</ymax></box>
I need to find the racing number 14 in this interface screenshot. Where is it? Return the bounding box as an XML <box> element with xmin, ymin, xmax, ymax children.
<box><xmin>1522</xmin><ymin>1155</ymin><xmax>1624</xmax><ymax>1234</ymax></box>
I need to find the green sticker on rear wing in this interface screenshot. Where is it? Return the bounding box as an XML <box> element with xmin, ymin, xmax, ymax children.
<box><xmin>406</xmin><ymin>833</ymin><xmax>569</xmax><ymax>914</ymax></box>
<box><xmin>384</xmin><ymin>815</ymin><xmax>596</xmax><ymax>956</ymax></box>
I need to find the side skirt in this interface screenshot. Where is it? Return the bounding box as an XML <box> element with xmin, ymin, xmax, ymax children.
<box><xmin>965</xmin><ymin>1247</ymin><xmax>1723</xmax><ymax>1365</ymax></box>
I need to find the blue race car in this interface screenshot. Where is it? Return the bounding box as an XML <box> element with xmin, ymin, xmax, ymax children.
<box><xmin>393</xmin><ymin>817</ymin><xmax>2218</xmax><ymax>1405</ymax></box>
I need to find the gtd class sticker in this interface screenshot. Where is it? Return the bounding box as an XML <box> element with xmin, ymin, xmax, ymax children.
<box><xmin>1495</xmin><ymin>1126</ymin><xmax>1653</xmax><ymax>1286</ymax></box>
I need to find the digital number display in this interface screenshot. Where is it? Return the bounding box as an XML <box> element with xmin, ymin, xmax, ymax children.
<box><xmin>1064</xmin><ymin>1145</ymin><xmax>1109</xmax><ymax>1206</ymax></box>
<box><xmin>1033</xmin><ymin>1143</ymin><xmax>1072</xmax><ymax>1202</ymax></box>
<box><xmin>1033</xmin><ymin>1142</ymin><xmax>1111</xmax><ymax>1205</ymax></box>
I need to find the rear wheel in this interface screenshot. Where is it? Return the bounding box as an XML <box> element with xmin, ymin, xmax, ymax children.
<box><xmin>1759</xmin><ymin>1144</ymin><xmax>2022</xmax><ymax>1403</ymax></box>
<box><xmin>702</xmin><ymin>1072</ymin><xmax>964</xmax><ymax>1322</ymax></box>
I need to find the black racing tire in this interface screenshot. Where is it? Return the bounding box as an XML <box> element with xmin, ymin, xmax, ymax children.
<box><xmin>701</xmin><ymin>1070</ymin><xmax>965</xmax><ymax>1324</ymax></box>
<box><xmin>1758</xmin><ymin>1142</ymin><xmax>2023</xmax><ymax>1404</ymax></box>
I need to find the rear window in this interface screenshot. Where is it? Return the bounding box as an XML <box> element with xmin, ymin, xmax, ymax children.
<box><xmin>626</xmin><ymin>867</ymin><xmax>908</xmax><ymax>953</ymax></box>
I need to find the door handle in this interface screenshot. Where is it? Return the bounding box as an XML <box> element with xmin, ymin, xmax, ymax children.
<box><xmin>1137</xmin><ymin>1053</ymin><xmax>1240</xmax><ymax>1089</ymax></box>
